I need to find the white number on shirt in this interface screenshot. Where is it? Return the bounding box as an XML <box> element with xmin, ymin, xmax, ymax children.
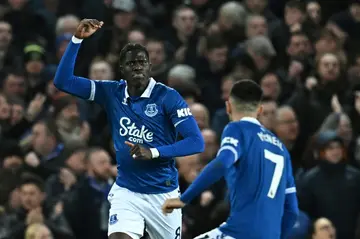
<box><xmin>264</xmin><ymin>149</ymin><xmax>284</xmax><ymax>199</ymax></box>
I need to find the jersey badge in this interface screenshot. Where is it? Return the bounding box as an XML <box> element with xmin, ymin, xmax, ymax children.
<box><xmin>145</xmin><ymin>103</ymin><xmax>158</xmax><ymax>117</ymax></box>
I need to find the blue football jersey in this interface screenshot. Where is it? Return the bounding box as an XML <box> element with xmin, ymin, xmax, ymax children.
<box><xmin>88</xmin><ymin>78</ymin><xmax>193</xmax><ymax>193</ymax></box>
<box><xmin>219</xmin><ymin>117</ymin><xmax>296</xmax><ymax>239</ymax></box>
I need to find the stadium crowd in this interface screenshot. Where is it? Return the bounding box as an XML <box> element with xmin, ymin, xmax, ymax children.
<box><xmin>0</xmin><ymin>0</ymin><xmax>360</xmax><ymax>238</ymax></box>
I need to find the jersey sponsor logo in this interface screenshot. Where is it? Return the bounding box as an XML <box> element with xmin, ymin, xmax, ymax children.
<box><xmin>119</xmin><ymin>117</ymin><xmax>154</xmax><ymax>143</ymax></box>
<box><xmin>144</xmin><ymin>103</ymin><xmax>158</xmax><ymax>117</ymax></box>
<box><xmin>221</xmin><ymin>137</ymin><xmax>239</xmax><ymax>147</ymax></box>
<box><xmin>177</xmin><ymin>108</ymin><xmax>192</xmax><ymax>118</ymax></box>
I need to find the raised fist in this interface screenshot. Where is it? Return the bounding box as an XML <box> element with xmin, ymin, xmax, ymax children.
<box><xmin>74</xmin><ymin>19</ymin><xmax>103</xmax><ymax>39</ymax></box>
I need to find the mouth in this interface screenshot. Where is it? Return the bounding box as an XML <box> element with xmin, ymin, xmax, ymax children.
<box><xmin>132</xmin><ymin>72</ymin><xmax>145</xmax><ymax>80</ymax></box>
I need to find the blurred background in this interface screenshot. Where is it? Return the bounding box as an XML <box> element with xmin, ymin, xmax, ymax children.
<box><xmin>0</xmin><ymin>0</ymin><xmax>360</xmax><ymax>238</ymax></box>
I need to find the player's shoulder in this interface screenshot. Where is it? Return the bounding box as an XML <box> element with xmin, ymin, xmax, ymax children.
<box><xmin>224</xmin><ymin>121</ymin><xmax>243</xmax><ymax>132</ymax></box>
<box><xmin>154</xmin><ymin>81</ymin><xmax>178</xmax><ymax>95</ymax></box>
<box><xmin>153</xmin><ymin>80</ymin><xmax>183</xmax><ymax>102</ymax></box>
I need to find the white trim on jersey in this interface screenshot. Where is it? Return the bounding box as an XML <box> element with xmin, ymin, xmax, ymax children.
<box><xmin>174</xmin><ymin>118</ymin><xmax>188</xmax><ymax>127</ymax></box>
<box><xmin>240</xmin><ymin>117</ymin><xmax>261</xmax><ymax>126</ymax></box>
<box><xmin>71</xmin><ymin>36</ymin><xmax>83</xmax><ymax>44</ymax></box>
<box><xmin>124</xmin><ymin>78</ymin><xmax>156</xmax><ymax>98</ymax></box>
<box><xmin>88</xmin><ymin>80</ymin><xmax>96</xmax><ymax>101</ymax></box>
<box><xmin>217</xmin><ymin>146</ymin><xmax>239</xmax><ymax>163</ymax></box>
<box><xmin>285</xmin><ymin>187</ymin><xmax>296</xmax><ymax>194</ymax></box>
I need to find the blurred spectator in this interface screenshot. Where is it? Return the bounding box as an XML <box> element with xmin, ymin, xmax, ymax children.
<box><xmin>309</xmin><ymin>217</ymin><xmax>337</xmax><ymax>239</ymax></box>
<box><xmin>1</xmin><ymin>174</ymin><xmax>72</xmax><ymax>239</ymax></box>
<box><xmin>258</xmin><ymin>97</ymin><xmax>278</xmax><ymax>132</ymax></box>
<box><xmin>63</xmin><ymin>147</ymin><xmax>113</xmax><ymax>239</ymax></box>
<box><xmin>298</xmin><ymin>131</ymin><xmax>360</xmax><ymax>239</ymax></box>
<box><xmin>190</xmin><ymin>103</ymin><xmax>209</xmax><ymax>130</ymax></box>
<box><xmin>199</xmin><ymin>128</ymin><xmax>218</xmax><ymax>166</ymax></box>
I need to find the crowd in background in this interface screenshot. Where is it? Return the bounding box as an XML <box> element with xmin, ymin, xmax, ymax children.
<box><xmin>0</xmin><ymin>0</ymin><xmax>360</xmax><ymax>238</ymax></box>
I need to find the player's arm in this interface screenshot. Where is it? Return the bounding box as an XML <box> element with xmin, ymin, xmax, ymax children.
<box><xmin>281</xmin><ymin>153</ymin><xmax>299</xmax><ymax>239</ymax></box>
<box><xmin>180</xmin><ymin>124</ymin><xmax>242</xmax><ymax>204</ymax></box>
<box><xmin>53</xmin><ymin>19</ymin><xmax>115</xmax><ymax>105</ymax></box>
<box><xmin>150</xmin><ymin>89</ymin><xmax>205</xmax><ymax>158</ymax></box>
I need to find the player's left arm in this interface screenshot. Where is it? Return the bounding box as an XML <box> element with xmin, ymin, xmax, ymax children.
<box><xmin>150</xmin><ymin>89</ymin><xmax>205</xmax><ymax>158</ymax></box>
<box><xmin>180</xmin><ymin>123</ymin><xmax>243</xmax><ymax>204</ymax></box>
<box><xmin>281</xmin><ymin>152</ymin><xmax>299</xmax><ymax>239</ymax></box>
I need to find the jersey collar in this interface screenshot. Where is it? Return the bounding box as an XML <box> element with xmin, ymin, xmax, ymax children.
<box><xmin>240</xmin><ymin>117</ymin><xmax>261</xmax><ymax>125</ymax></box>
<box><xmin>124</xmin><ymin>78</ymin><xmax>156</xmax><ymax>99</ymax></box>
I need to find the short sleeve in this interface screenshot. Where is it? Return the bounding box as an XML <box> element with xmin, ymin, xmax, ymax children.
<box><xmin>285</xmin><ymin>151</ymin><xmax>296</xmax><ymax>194</ymax></box>
<box><xmin>88</xmin><ymin>80</ymin><xmax>120</xmax><ymax>105</ymax></box>
<box><xmin>164</xmin><ymin>89</ymin><xmax>193</xmax><ymax>127</ymax></box>
<box><xmin>217</xmin><ymin>123</ymin><xmax>243</xmax><ymax>164</ymax></box>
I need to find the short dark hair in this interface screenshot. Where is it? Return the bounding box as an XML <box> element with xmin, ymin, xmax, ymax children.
<box><xmin>19</xmin><ymin>173</ymin><xmax>45</xmax><ymax>192</ymax></box>
<box><xmin>230</xmin><ymin>80</ymin><xmax>263</xmax><ymax>111</ymax></box>
<box><xmin>173</xmin><ymin>5</ymin><xmax>195</xmax><ymax>19</ymax></box>
<box><xmin>119</xmin><ymin>43</ymin><xmax>149</xmax><ymax>64</ymax></box>
<box><xmin>285</xmin><ymin>0</ymin><xmax>306</xmax><ymax>12</ymax></box>
<box><xmin>206</xmin><ymin>34</ymin><xmax>227</xmax><ymax>51</ymax></box>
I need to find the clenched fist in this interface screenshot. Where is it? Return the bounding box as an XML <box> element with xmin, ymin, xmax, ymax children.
<box><xmin>74</xmin><ymin>19</ymin><xmax>103</xmax><ymax>39</ymax></box>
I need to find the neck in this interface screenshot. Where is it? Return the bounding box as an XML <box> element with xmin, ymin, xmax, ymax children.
<box><xmin>231</xmin><ymin>112</ymin><xmax>258</xmax><ymax>122</ymax></box>
<box><xmin>127</xmin><ymin>79</ymin><xmax>149</xmax><ymax>97</ymax></box>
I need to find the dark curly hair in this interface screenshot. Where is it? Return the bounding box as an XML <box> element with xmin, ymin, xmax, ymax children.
<box><xmin>119</xmin><ymin>43</ymin><xmax>149</xmax><ymax>65</ymax></box>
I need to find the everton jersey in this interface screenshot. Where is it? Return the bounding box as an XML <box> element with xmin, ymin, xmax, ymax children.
<box><xmin>88</xmin><ymin>78</ymin><xmax>193</xmax><ymax>193</ymax></box>
<box><xmin>219</xmin><ymin>118</ymin><xmax>296</xmax><ymax>239</ymax></box>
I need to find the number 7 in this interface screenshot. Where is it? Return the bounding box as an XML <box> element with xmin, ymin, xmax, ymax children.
<box><xmin>264</xmin><ymin>149</ymin><xmax>284</xmax><ymax>199</ymax></box>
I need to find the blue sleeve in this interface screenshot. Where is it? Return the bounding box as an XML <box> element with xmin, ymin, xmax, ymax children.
<box><xmin>217</xmin><ymin>123</ymin><xmax>243</xmax><ymax>167</ymax></box>
<box><xmin>155</xmin><ymin>89</ymin><xmax>204</xmax><ymax>158</ymax></box>
<box><xmin>281</xmin><ymin>153</ymin><xmax>299</xmax><ymax>239</ymax></box>
<box><xmin>180</xmin><ymin>149</ymin><xmax>234</xmax><ymax>204</ymax></box>
<box><xmin>53</xmin><ymin>37</ymin><xmax>118</xmax><ymax>106</ymax></box>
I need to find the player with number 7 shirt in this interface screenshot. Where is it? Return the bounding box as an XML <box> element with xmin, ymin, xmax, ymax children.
<box><xmin>162</xmin><ymin>80</ymin><xmax>299</xmax><ymax>239</ymax></box>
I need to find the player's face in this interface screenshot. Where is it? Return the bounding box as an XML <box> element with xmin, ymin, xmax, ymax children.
<box><xmin>122</xmin><ymin>50</ymin><xmax>151</xmax><ymax>87</ymax></box>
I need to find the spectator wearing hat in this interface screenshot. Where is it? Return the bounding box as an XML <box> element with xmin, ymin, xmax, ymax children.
<box><xmin>298</xmin><ymin>130</ymin><xmax>360</xmax><ymax>239</ymax></box>
<box><xmin>23</xmin><ymin>43</ymin><xmax>48</xmax><ymax>102</ymax></box>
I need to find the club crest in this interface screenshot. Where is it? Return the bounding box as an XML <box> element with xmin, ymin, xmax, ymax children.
<box><xmin>145</xmin><ymin>103</ymin><xmax>158</xmax><ymax>117</ymax></box>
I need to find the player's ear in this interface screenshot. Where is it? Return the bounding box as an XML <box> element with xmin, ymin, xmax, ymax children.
<box><xmin>257</xmin><ymin>104</ymin><xmax>263</xmax><ymax>117</ymax></box>
<box><xmin>225</xmin><ymin>100</ymin><xmax>231</xmax><ymax>116</ymax></box>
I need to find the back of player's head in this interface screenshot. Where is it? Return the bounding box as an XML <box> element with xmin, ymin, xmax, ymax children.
<box><xmin>229</xmin><ymin>79</ymin><xmax>263</xmax><ymax>112</ymax></box>
<box><xmin>119</xmin><ymin>43</ymin><xmax>149</xmax><ymax>64</ymax></box>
